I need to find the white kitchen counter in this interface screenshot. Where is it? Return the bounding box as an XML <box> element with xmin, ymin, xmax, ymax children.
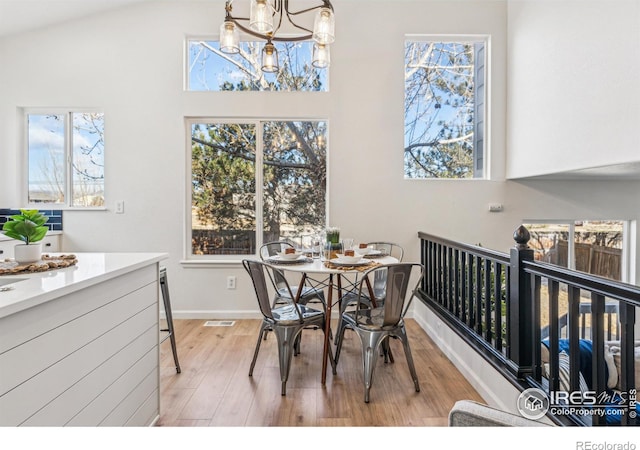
<box><xmin>0</xmin><ymin>252</ymin><xmax>167</xmax><ymax>319</ymax></box>
<box><xmin>0</xmin><ymin>251</ymin><xmax>169</xmax><ymax>426</ymax></box>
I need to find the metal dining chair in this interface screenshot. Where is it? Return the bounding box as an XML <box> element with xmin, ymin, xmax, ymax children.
<box><xmin>259</xmin><ymin>240</ymin><xmax>328</xmax><ymax>354</ymax></box>
<box><xmin>334</xmin><ymin>262</ymin><xmax>424</xmax><ymax>403</ymax></box>
<box><xmin>335</xmin><ymin>242</ymin><xmax>405</xmax><ymax>350</ymax></box>
<box><xmin>243</xmin><ymin>259</ymin><xmax>335</xmax><ymax>395</ymax></box>
<box><xmin>259</xmin><ymin>241</ymin><xmax>327</xmax><ymax>310</ymax></box>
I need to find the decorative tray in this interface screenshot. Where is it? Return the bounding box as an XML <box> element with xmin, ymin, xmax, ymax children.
<box><xmin>0</xmin><ymin>254</ymin><xmax>78</xmax><ymax>275</ymax></box>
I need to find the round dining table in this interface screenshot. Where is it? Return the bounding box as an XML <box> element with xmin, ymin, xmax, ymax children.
<box><xmin>266</xmin><ymin>254</ymin><xmax>398</xmax><ymax>384</ymax></box>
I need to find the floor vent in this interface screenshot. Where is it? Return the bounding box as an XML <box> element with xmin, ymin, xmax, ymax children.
<box><xmin>203</xmin><ymin>320</ymin><xmax>236</xmax><ymax>327</ymax></box>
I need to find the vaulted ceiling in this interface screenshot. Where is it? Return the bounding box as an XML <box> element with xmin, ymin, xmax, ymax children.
<box><xmin>0</xmin><ymin>0</ymin><xmax>152</xmax><ymax>38</ymax></box>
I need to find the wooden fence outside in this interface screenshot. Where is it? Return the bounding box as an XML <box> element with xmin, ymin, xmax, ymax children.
<box><xmin>549</xmin><ymin>240</ymin><xmax>621</xmax><ymax>281</ymax></box>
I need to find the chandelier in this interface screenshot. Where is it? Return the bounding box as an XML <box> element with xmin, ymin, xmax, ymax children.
<box><xmin>219</xmin><ymin>0</ymin><xmax>335</xmax><ymax>73</ymax></box>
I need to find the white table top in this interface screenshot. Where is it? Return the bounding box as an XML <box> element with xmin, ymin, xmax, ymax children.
<box><xmin>264</xmin><ymin>255</ymin><xmax>398</xmax><ymax>274</ymax></box>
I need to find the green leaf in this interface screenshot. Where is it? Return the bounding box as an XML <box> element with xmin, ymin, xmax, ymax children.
<box><xmin>30</xmin><ymin>227</ymin><xmax>48</xmax><ymax>244</ymax></box>
<box><xmin>2</xmin><ymin>210</ymin><xmax>48</xmax><ymax>244</ymax></box>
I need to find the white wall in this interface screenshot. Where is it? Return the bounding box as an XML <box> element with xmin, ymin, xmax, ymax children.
<box><xmin>0</xmin><ymin>0</ymin><xmax>639</xmax><ymax>322</ymax></box>
<box><xmin>506</xmin><ymin>0</ymin><xmax>640</xmax><ymax>178</ymax></box>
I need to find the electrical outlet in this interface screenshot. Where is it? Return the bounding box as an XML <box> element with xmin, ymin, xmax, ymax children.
<box><xmin>226</xmin><ymin>276</ymin><xmax>236</xmax><ymax>289</ymax></box>
<box><xmin>488</xmin><ymin>203</ymin><xmax>503</xmax><ymax>213</ymax></box>
<box><xmin>116</xmin><ymin>201</ymin><xmax>125</xmax><ymax>214</ymax></box>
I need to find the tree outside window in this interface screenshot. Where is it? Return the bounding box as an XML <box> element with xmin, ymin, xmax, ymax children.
<box><xmin>404</xmin><ymin>38</ymin><xmax>487</xmax><ymax>179</ymax></box>
<box><xmin>190</xmin><ymin>120</ymin><xmax>327</xmax><ymax>257</ymax></box>
<box><xmin>187</xmin><ymin>40</ymin><xmax>328</xmax><ymax>92</ymax></box>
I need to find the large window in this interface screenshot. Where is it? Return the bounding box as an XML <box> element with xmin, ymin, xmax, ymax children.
<box><xmin>524</xmin><ymin>220</ymin><xmax>630</xmax><ymax>282</ymax></box>
<box><xmin>188</xmin><ymin>119</ymin><xmax>327</xmax><ymax>258</ymax></box>
<box><xmin>186</xmin><ymin>39</ymin><xmax>328</xmax><ymax>92</ymax></box>
<box><xmin>25</xmin><ymin>110</ymin><xmax>105</xmax><ymax>207</ymax></box>
<box><xmin>404</xmin><ymin>37</ymin><xmax>487</xmax><ymax>179</ymax></box>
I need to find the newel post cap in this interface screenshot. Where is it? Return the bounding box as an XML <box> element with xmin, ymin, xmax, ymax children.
<box><xmin>513</xmin><ymin>225</ymin><xmax>531</xmax><ymax>249</ymax></box>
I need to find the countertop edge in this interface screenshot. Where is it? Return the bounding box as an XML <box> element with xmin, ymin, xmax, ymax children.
<box><xmin>0</xmin><ymin>252</ymin><xmax>169</xmax><ymax>319</ymax></box>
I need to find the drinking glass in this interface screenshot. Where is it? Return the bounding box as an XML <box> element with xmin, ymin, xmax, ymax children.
<box><xmin>311</xmin><ymin>234</ymin><xmax>322</xmax><ymax>259</ymax></box>
<box><xmin>341</xmin><ymin>238</ymin><xmax>354</xmax><ymax>252</ymax></box>
<box><xmin>322</xmin><ymin>241</ymin><xmax>342</xmax><ymax>261</ymax></box>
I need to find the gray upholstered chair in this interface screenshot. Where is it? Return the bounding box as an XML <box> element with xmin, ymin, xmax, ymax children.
<box><xmin>243</xmin><ymin>259</ymin><xmax>334</xmax><ymax>395</ymax></box>
<box><xmin>334</xmin><ymin>262</ymin><xmax>423</xmax><ymax>403</ymax></box>
<box><xmin>448</xmin><ymin>400</ymin><xmax>553</xmax><ymax>427</ymax></box>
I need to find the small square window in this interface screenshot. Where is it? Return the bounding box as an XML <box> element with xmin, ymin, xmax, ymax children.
<box><xmin>26</xmin><ymin>110</ymin><xmax>104</xmax><ymax>207</ymax></box>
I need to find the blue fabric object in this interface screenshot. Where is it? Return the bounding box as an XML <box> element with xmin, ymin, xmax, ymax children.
<box><xmin>541</xmin><ymin>338</ymin><xmax>638</xmax><ymax>426</ymax></box>
<box><xmin>541</xmin><ymin>338</ymin><xmax>606</xmax><ymax>388</ymax></box>
<box><xmin>604</xmin><ymin>395</ymin><xmax>640</xmax><ymax>425</ymax></box>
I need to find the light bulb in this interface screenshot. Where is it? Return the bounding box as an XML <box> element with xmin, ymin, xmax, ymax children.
<box><xmin>313</xmin><ymin>7</ymin><xmax>335</xmax><ymax>45</ymax></box>
<box><xmin>250</xmin><ymin>0</ymin><xmax>274</xmax><ymax>34</ymax></box>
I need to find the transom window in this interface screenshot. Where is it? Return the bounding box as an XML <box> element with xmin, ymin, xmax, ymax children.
<box><xmin>186</xmin><ymin>39</ymin><xmax>328</xmax><ymax>92</ymax></box>
<box><xmin>404</xmin><ymin>36</ymin><xmax>488</xmax><ymax>179</ymax></box>
<box><xmin>188</xmin><ymin>118</ymin><xmax>327</xmax><ymax>259</ymax></box>
<box><xmin>25</xmin><ymin>110</ymin><xmax>105</xmax><ymax>207</ymax></box>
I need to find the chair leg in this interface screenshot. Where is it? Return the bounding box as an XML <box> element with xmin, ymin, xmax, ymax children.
<box><xmin>334</xmin><ymin>301</ymin><xmax>346</xmax><ymax>347</ymax></box>
<box><xmin>334</xmin><ymin>316</ymin><xmax>350</xmax><ymax>365</ymax></box>
<box><xmin>294</xmin><ymin>334</ymin><xmax>301</xmax><ymax>356</ymax></box>
<box><xmin>273</xmin><ymin>325</ymin><xmax>302</xmax><ymax>396</ymax></box>
<box><xmin>381</xmin><ymin>337</ymin><xmax>395</xmax><ymax>363</ymax></box>
<box><xmin>334</xmin><ymin>298</ymin><xmax>359</xmax><ymax>348</ymax></box>
<box><xmin>357</xmin><ymin>330</ymin><xmax>385</xmax><ymax>403</ymax></box>
<box><xmin>249</xmin><ymin>323</ymin><xmax>269</xmax><ymax>376</ymax></box>
<box><xmin>397</xmin><ymin>327</ymin><xmax>420</xmax><ymax>392</ymax></box>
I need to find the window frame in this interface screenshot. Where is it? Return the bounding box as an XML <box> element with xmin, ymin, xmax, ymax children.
<box><xmin>404</xmin><ymin>34</ymin><xmax>491</xmax><ymax>180</ymax></box>
<box><xmin>21</xmin><ymin>107</ymin><xmax>106</xmax><ymax>210</ymax></box>
<box><xmin>523</xmin><ymin>219</ymin><xmax>633</xmax><ymax>283</ymax></box>
<box><xmin>184</xmin><ymin>116</ymin><xmax>329</xmax><ymax>263</ymax></box>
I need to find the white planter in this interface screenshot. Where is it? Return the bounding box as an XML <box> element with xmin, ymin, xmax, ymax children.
<box><xmin>14</xmin><ymin>242</ymin><xmax>42</xmax><ymax>264</ymax></box>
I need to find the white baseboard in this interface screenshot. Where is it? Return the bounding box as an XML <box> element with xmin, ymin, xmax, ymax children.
<box><xmin>170</xmin><ymin>310</ymin><xmax>263</xmax><ymax>320</ymax></box>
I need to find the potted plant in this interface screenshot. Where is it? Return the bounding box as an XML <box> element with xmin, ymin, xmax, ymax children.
<box><xmin>2</xmin><ymin>209</ymin><xmax>49</xmax><ymax>264</ymax></box>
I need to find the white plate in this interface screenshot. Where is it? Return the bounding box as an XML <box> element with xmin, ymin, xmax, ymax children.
<box><xmin>330</xmin><ymin>257</ymin><xmax>370</xmax><ymax>266</ymax></box>
<box><xmin>276</xmin><ymin>251</ymin><xmax>303</xmax><ymax>261</ymax></box>
<box><xmin>335</xmin><ymin>253</ymin><xmax>366</xmax><ymax>264</ymax></box>
<box><xmin>269</xmin><ymin>255</ymin><xmax>308</xmax><ymax>264</ymax></box>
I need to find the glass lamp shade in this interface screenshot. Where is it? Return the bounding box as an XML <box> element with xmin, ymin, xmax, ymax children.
<box><xmin>312</xmin><ymin>43</ymin><xmax>330</xmax><ymax>69</ymax></box>
<box><xmin>312</xmin><ymin>7</ymin><xmax>335</xmax><ymax>45</ymax></box>
<box><xmin>219</xmin><ymin>21</ymin><xmax>240</xmax><ymax>54</ymax></box>
<box><xmin>261</xmin><ymin>42</ymin><xmax>280</xmax><ymax>72</ymax></box>
<box><xmin>250</xmin><ymin>0</ymin><xmax>274</xmax><ymax>34</ymax></box>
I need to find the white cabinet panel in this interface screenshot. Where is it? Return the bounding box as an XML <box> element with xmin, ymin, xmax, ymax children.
<box><xmin>0</xmin><ymin>234</ymin><xmax>61</xmax><ymax>259</ymax></box>
<box><xmin>0</xmin><ymin>260</ymin><xmax>160</xmax><ymax>427</ymax></box>
<box><xmin>41</xmin><ymin>234</ymin><xmax>60</xmax><ymax>253</ymax></box>
<box><xmin>0</xmin><ymin>240</ymin><xmax>13</xmax><ymax>260</ymax></box>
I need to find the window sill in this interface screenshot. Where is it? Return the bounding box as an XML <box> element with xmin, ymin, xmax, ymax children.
<box><xmin>24</xmin><ymin>206</ymin><xmax>108</xmax><ymax>212</ymax></box>
<box><xmin>180</xmin><ymin>258</ymin><xmax>256</xmax><ymax>269</ymax></box>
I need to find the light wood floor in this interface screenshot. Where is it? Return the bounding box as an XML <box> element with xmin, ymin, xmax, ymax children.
<box><xmin>157</xmin><ymin>318</ymin><xmax>484</xmax><ymax>427</ymax></box>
